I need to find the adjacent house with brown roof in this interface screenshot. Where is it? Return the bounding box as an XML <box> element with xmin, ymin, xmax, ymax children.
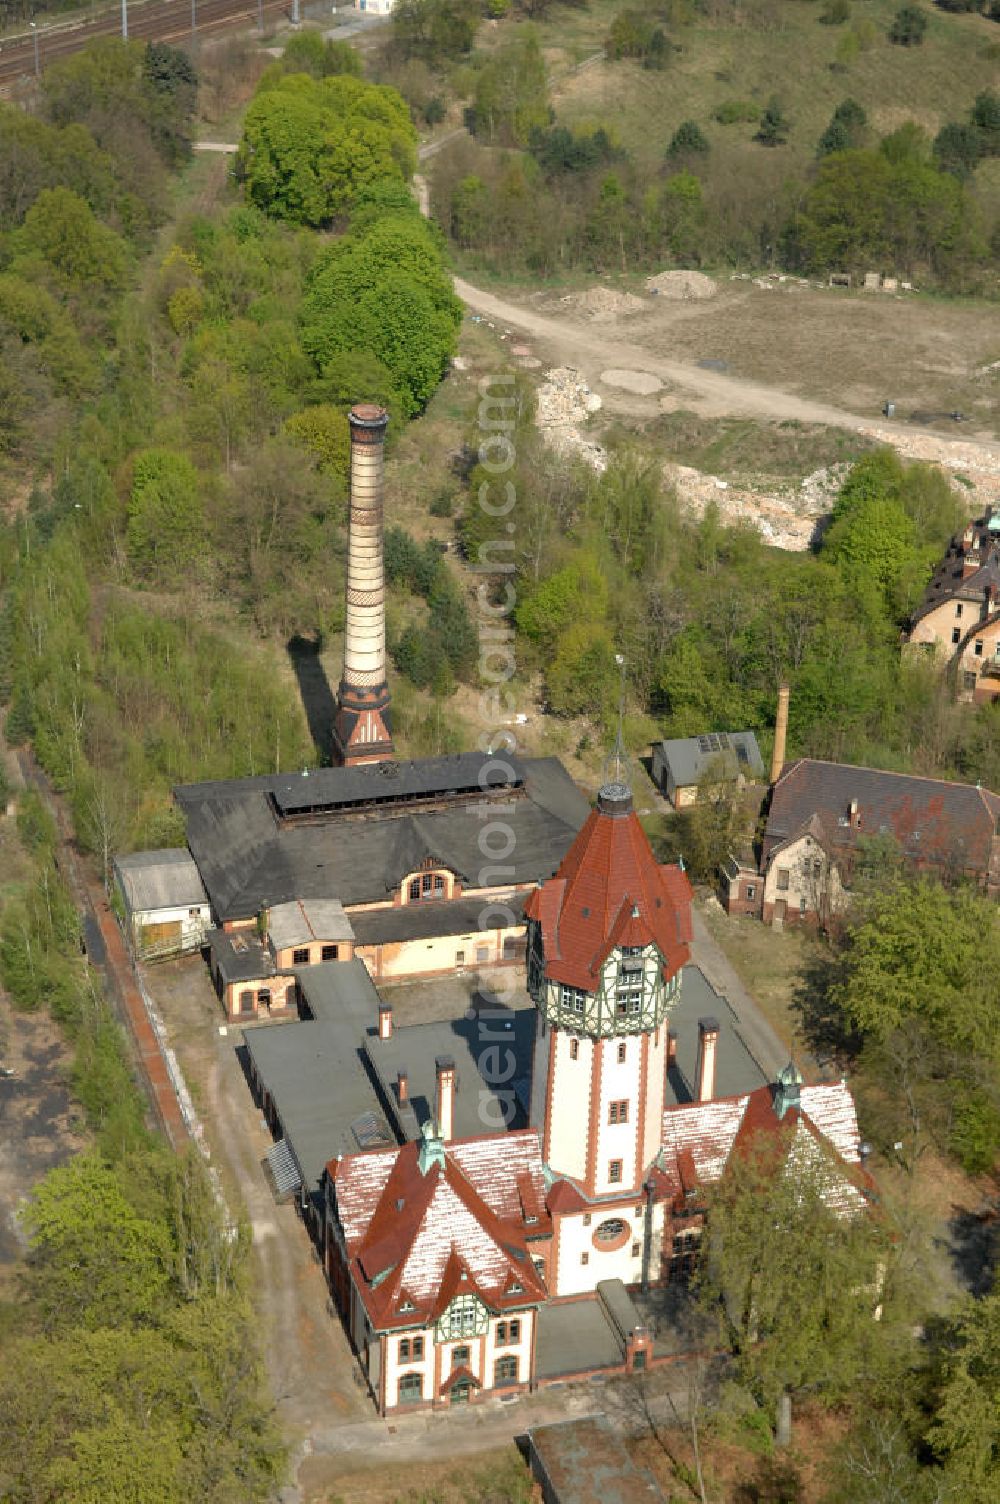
<box><xmin>723</xmin><ymin>757</ymin><xmax>1000</xmax><ymax>926</ymax></box>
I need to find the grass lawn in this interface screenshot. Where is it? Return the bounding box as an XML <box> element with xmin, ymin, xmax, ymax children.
<box><xmin>536</xmin><ymin>0</ymin><xmax>1000</xmax><ymax>192</ymax></box>
<box><xmin>300</xmin><ymin>1444</ymin><xmax>533</xmax><ymax>1503</ymax></box>
<box><xmin>638</xmin><ymin>410</ymin><xmax>879</xmax><ymax>482</ymax></box>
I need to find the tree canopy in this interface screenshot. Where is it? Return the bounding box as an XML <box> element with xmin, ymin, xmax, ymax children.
<box><xmin>239</xmin><ymin>74</ymin><xmax>416</xmax><ymax>226</ymax></box>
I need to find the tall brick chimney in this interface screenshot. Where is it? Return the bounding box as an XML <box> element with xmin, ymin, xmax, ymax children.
<box><xmin>332</xmin><ymin>404</ymin><xmax>394</xmax><ymax>767</ymax></box>
<box><xmin>770</xmin><ymin>683</ymin><xmax>790</xmax><ymax>786</ymax></box>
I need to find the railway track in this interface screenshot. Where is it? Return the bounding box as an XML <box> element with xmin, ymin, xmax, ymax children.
<box><xmin>0</xmin><ymin>0</ymin><xmax>289</xmax><ymax>87</ymax></box>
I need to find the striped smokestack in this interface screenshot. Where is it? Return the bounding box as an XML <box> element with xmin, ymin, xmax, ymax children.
<box><xmin>332</xmin><ymin>404</ymin><xmax>395</xmax><ymax>767</ymax></box>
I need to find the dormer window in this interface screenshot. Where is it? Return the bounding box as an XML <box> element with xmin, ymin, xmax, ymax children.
<box><xmin>398</xmin><ymin>1300</ymin><xmax>416</xmax><ymax>1314</ymax></box>
<box><xmin>619</xmin><ymin>951</ymin><xmax>643</xmax><ymax>978</ymax></box>
<box><xmin>407</xmin><ymin>871</ymin><xmax>448</xmax><ymax>903</ymax></box>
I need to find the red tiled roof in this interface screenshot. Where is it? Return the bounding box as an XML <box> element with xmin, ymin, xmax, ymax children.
<box><xmin>439</xmin><ymin>1364</ymin><xmax>480</xmax><ymax>1395</ymax></box>
<box><xmin>329</xmin><ymin>1130</ymin><xmax>548</xmax><ymax>1331</ymax></box>
<box><xmin>523</xmin><ymin>797</ymin><xmax>693</xmax><ymax>990</ymax></box>
<box><xmin>658</xmin><ymin>1080</ymin><xmax>867</xmax><ymax>1212</ymax></box>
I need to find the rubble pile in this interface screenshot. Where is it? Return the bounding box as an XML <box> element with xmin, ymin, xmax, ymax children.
<box><xmin>645</xmin><ymin>269</ymin><xmax>717</xmax><ymax>300</ymax></box>
<box><xmin>560</xmin><ymin>286</ymin><xmax>647</xmax><ymax>320</ymax></box>
<box><xmin>665</xmin><ymin>463</ymin><xmax>852</xmax><ymax>552</ymax></box>
<box><xmin>535</xmin><ymin>367</ymin><xmax>607</xmax><ymax>472</ymax></box>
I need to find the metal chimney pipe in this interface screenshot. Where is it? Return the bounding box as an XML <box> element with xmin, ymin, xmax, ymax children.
<box><xmin>771</xmin><ymin>683</ymin><xmax>790</xmax><ymax>785</ymax></box>
<box><xmin>332</xmin><ymin>404</ymin><xmax>394</xmax><ymax>766</ymax></box>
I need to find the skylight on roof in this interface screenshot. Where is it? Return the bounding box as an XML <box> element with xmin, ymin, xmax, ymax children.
<box><xmin>352</xmin><ymin>1111</ymin><xmax>394</xmax><ymax>1150</ymax></box>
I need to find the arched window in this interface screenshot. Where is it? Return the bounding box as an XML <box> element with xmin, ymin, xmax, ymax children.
<box><xmin>397</xmin><ymin>1372</ymin><xmax>423</xmax><ymax>1405</ymax></box>
<box><xmin>494</xmin><ymin>1354</ymin><xmax>518</xmax><ymax>1387</ymax></box>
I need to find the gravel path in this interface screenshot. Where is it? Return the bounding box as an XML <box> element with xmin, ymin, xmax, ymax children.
<box><xmin>452</xmin><ymin>275</ymin><xmax>1000</xmax><ymax>471</ymax></box>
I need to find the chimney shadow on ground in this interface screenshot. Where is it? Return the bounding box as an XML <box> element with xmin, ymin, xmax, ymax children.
<box><xmin>287</xmin><ymin>634</ymin><xmax>337</xmax><ymax>764</ymax></box>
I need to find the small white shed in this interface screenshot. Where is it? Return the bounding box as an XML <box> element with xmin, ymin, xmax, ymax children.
<box><xmin>113</xmin><ymin>848</ymin><xmax>211</xmax><ymax>959</ymax></box>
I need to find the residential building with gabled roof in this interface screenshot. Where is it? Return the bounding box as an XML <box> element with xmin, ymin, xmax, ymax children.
<box><xmin>651</xmin><ymin>730</ymin><xmax>765</xmax><ymax>808</ymax></box>
<box><xmin>752</xmin><ymin>757</ymin><xmax>1000</xmax><ymax>925</ymax></box>
<box><xmin>904</xmin><ymin>508</ymin><xmax>1000</xmax><ymax>704</ymax></box>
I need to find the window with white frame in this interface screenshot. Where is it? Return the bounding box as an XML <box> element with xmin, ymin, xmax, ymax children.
<box><xmin>560</xmin><ymin>985</ymin><xmax>587</xmax><ymax>1013</ymax></box>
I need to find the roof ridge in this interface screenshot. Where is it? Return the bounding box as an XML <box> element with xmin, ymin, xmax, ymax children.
<box><xmin>788</xmin><ymin>756</ymin><xmax>998</xmax><ymax>798</ymax></box>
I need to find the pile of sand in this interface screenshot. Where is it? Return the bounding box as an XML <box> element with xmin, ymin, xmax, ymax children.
<box><xmin>645</xmin><ymin>269</ymin><xmax>718</xmax><ymax>300</ymax></box>
<box><xmin>561</xmin><ymin>286</ymin><xmax>647</xmax><ymax>320</ymax></box>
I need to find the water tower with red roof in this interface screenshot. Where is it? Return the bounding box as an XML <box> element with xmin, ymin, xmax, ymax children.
<box><xmin>524</xmin><ymin>779</ymin><xmax>693</xmax><ymax>1204</ymax></box>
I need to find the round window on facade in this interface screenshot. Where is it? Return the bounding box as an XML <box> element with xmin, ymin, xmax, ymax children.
<box><xmin>592</xmin><ymin>1217</ymin><xmax>630</xmax><ymax>1252</ymax></box>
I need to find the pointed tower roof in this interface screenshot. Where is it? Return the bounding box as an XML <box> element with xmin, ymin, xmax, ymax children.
<box><xmin>524</xmin><ymin>781</ymin><xmax>693</xmax><ymax>991</ymax></box>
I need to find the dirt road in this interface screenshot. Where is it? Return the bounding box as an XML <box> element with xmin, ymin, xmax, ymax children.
<box><xmin>454</xmin><ymin>275</ymin><xmax>1000</xmax><ymax>472</ymax></box>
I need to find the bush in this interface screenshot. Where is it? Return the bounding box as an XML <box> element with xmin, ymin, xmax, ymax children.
<box><xmin>818</xmin><ymin>98</ymin><xmax>867</xmax><ymax>156</ymax></box>
<box><xmin>126</xmin><ymin>449</ymin><xmax>204</xmax><ymax>583</ymax></box>
<box><xmin>299</xmin><ymin>214</ymin><xmax>461</xmax><ymax>415</ymax></box>
<box><xmin>429</xmin><ymin>488</ymin><xmax>455</xmax><ymax>517</ymax></box>
<box><xmin>284</xmin><ymin>404</ymin><xmax>350</xmax><ymax>476</ymax></box>
<box><xmin>934</xmin><ymin>121</ymin><xmax>983</xmax><ymax>179</ymax></box>
<box><xmin>714</xmin><ymin>99</ymin><xmax>759</xmax><ymax>124</ymax></box>
<box><xmin>820</xmin><ymin>0</ymin><xmax>851</xmax><ymax>21</ymax></box>
<box><xmin>279</xmin><ymin>29</ymin><xmax>362</xmax><ymax>78</ymax></box>
<box><xmin>666</xmin><ymin>119</ymin><xmax>709</xmax><ymax>160</ymax></box>
<box><xmin>972</xmin><ymin>89</ymin><xmax>1000</xmax><ymax>153</ymax></box>
<box><xmin>239</xmin><ymin>75</ymin><xmax>417</xmax><ymax>226</ymax></box>
<box><xmin>757</xmin><ymin>97</ymin><xmax>789</xmax><ymax>146</ymax></box>
<box><xmin>888</xmin><ymin>4</ymin><xmax>927</xmax><ymax>44</ymax></box>
<box><xmin>529</xmin><ymin>123</ymin><xmax>621</xmax><ymax>174</ymax></box>
<box><xmin>605</xmin><ymin>9</ymin><xmax>668</xmax><ymax>64</ymax></box>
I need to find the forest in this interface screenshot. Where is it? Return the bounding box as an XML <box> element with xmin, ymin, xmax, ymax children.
<box><xmin>379</xmin><ymin>0</ymin><xmax>1000</xmax><ymax>287</ymax></box>
<box><xmin>0</xmin><ymin>10</ymin><xmax>999</xmax><ymax>1501</ymax></box>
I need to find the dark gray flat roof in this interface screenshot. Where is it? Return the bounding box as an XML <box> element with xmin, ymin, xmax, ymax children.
<box><xmin>209</xmin><ymin>929</ymin><xmax>275</xmax><ymax>985</ymax></box>
<box><xmin>668</xmin><ymin>966</ymin><xmax>767</xmax><ymax>1105</ymax></box>
<box><xmin>534</xmin><ymin>1300</ymin><xmax>624</xmax><ymax>1381</ymax></box>
<box><xmin>179</xmin><ymin>751</ymin><xmax>523</xmax><ymax>814</ymax></box>
<box><xmin>242</xmin><ymin>961</ymin><xmax>390</xmax><ymax>1196</ymax></box>
<box><xmin>365</xmin><ymin>1001</ymin><xmax>535</xmax><ymax>1139</ymax></box>
<box><xmin>350</xmin><ymin>892</ymin><xmax>526</xmax><ymax>947</ymax></box>
<box><xmin>176</xmin><ymin>755</ymin><xmax>588</xmax><ymax>922</ymax></box>
<box><xmin>297</xmin><ymin>960</ymin><xmax>385</xmax><ymax>1024</ymax></box>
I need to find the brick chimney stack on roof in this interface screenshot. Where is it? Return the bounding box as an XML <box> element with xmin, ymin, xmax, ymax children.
<box><xmin>695</xmin><ymin>1018</ymin><xmax>719</xmax><ymax>1103</ymax></box>
<box><xmin>435</xmin><ymin>1055</ymin><xmax>456</xmax><ymax>1142</ymax></box>
<box><xmin>332</xmin><ymin>404</ymin><xmax>395</xmax><ymax>767</ymax></box>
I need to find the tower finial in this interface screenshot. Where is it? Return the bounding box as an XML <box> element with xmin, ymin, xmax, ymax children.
<box><xmin>613</xmin><ymin>652</ymin><xmax>626</xmax><ymax>784</ymax></box>
<box><xmin>599</xmin><ymin>653</ymin><xmax>630</xmax><ymax>801</ymax></box>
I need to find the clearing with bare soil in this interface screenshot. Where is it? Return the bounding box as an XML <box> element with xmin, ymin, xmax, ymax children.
<box><xmin>0</xmin><ymin>999</ymin><xmax>88</xmax><ymax>1291</ymax></box>
<box><xmin>457</xmin><ymin>275</ymin><xmax>1000</xmax><ymax>454</ymax></box>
